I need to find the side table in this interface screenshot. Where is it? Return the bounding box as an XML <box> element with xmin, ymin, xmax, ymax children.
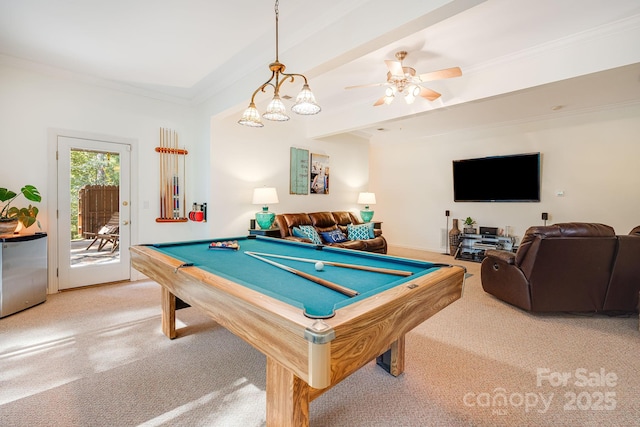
<box><xmin>248</xmin><ymin>228</ymin><xmax>281</xmax><ymax>238</ymax></box>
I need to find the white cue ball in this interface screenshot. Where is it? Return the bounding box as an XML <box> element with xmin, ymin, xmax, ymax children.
<box><xmin>315</xmin><ymin>261</ymin><xmax>325</xmax><ymax>271</ymax></box>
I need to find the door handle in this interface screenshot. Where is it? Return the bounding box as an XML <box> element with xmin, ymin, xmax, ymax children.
<box><xmin>122</xmin><ymin>220</ymin><xmax>129</xmax><ymax>225</ymax></box>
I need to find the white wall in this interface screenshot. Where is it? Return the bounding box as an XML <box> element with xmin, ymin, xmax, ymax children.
<box><xmin>0</xmin><ymin>63</ymin><xmax>207</xmax><ymax>245</ymax></box>
<box><xmin>369</xmin><ymin>103</ymin><xmax>640</xmax><ymax>252</ymax></box>
<box><xmin>4</xmin><ymin>60</ymin><xmax>638</xmax><ymax>268</ymax></box>
<box><xmin>208</xmin><ymin>113</ymin><xmax>371</xmax><ymax>237</ymax></box>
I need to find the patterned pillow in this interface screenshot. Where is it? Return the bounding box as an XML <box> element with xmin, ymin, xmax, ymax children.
<box><xmin>348</xmin><ymin>223</ymin><xmax>372</xmax><ymax>241</ymax></box>
<box><xmin>320</xmin><ymin>229</ymin><xmax>348</xmax><ymax>243</ymax></box>
<box><xmin>298</xmin><ymin>225</ymin><xmax>323</xmax><ymax>244</ymax></box>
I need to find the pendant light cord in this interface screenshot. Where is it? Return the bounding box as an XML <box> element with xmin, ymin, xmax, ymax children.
<box><xmin>274</xmin><ymin>0</ymin><xmax>279</xmax><ymax>62</ymax></box>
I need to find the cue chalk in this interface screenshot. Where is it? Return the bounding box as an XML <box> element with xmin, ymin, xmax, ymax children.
<box><xmin>245</xmin><ymin>252</ymin><xmax>359</xmax><ymax>298</ymax></box>
<box><xmin>174</xmin><ymin>262</ymin><xmax>194</xmax><ymax>273</ymax></box>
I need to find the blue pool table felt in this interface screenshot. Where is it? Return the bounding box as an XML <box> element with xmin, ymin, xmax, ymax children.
<box><xmin>151</xmin><ymin>237</ymin><xmax>442</xmax><ymax>318</ymax></box>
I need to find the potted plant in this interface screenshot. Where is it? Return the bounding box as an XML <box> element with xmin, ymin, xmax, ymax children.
<box><xmin>0</xmin><ymin>185</ymin><xmax>41</xmax><ymax>234</ymax></box>
<box><xmin>463</xmin><ymin>217</ymin><xmax>476</xmax><ymax>234</ymax></box>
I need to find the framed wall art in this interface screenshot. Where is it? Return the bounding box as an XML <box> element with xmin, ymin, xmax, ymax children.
<box><xmin>289</xmin><ymin>147</ymin><xmax>309</xmax><ymax>195</ymax></box>
<box><xmin>310</xmin><ymin>153</ymin><xmax>329</xmax><ymax>194</ymax></box>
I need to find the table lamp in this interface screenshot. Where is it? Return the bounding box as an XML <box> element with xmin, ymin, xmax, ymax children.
<box><xmin>252</xmin><ymin>187</ymin><xmax>279</xmax><ymax>229</ymax></box>
<box><xmin>357</xmin><ymin>192</ymin><xmax>376</xmax><ymax>222</ymax></box>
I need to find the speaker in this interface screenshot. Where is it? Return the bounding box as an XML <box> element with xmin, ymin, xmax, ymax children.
<box><xmin>250</xmin><ymin>219</ymin><xmax>256</xmax><ymax>229</ymax></box>
<box><xmin>480</xmin><ymin>226</ymin><xmax>498</xmax><ymax>236</ymax></box>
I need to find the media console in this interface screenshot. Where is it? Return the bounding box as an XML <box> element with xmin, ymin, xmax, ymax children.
<box><xmin>454</xmin><ymin>233</ymin><xmax>516</xmax><ymax>263</ymax></box>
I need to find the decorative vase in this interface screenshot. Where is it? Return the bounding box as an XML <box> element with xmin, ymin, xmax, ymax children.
<box><xmin>255</xmin><ymin>206</ymin><xmax>275</xmax><ymax>230</ymax></box>
<box><xmin>449</xmin><ymin>219</ymin><xmax>461</xmax><ymax>256</ymax></box>
<box><xmin>0</xmin><ymin>218</ymin><xmax>19</xmax><ymax>235</ymax></box>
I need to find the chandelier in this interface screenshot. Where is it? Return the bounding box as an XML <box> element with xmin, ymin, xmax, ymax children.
<box><xmin>238</xmin><ymin>0</ymin><xmax>321</xmax><ymax>127</ymax></box>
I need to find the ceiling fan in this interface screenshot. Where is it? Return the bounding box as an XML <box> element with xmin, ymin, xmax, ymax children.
<box><xmin>345</xmin><ymin>51</ymin><xmax>462</xmax><ymax>106</ymax></box>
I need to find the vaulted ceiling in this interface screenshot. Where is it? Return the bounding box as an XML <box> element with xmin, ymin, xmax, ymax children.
<box><xmin>1</xmin><ymin>0</ymin><xmax>639</xmax><ymax>139</ymax></box>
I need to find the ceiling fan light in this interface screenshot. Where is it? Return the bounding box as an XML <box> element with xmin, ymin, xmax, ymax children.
<box><xmin>263</xmin><ymin>95</ymin><xmax>290</xmax><ymax>121</ymax></box>
<box><xmin>405</xmin><ymin>93</ymin><xmax>416</xmax><ymax>104</ymax></box>
<box><xmin>238</xmin><ymin>103</ymin><xmax>264</xmax><ymax>127</ymax></box>
<box><xmin>383</xmin><ymin>95</ymin><xmax>394</xmax><ymax>105</ymax></box>
<box><xmin>291</xmin><ymin>84</ymin><xmax>321</xmax><ymax>115</ymax></box>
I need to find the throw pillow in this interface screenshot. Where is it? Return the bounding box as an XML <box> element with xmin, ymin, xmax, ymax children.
<box><xmin>348</xmin><ymin>223</ymin><xmax>371</xmax><ymax>241</ymax></box>
<box><xmin>298</xmin><ymin>225</ymin><xmax>323</xmax><ymax>244</ymax></box>
<box><xmin>292</xmin><ymin>226</ymin><xmax>307</xmax><ymax>239</ymax></box>
<box><xmin>320</xmin><ymin>229</ymin><xmax>348</xmax><ymax>243</ymax></box>
<box><xmin>366</xmin><ymin>222</ymin><xmax>375</xmax><ymax>238</ymax></box>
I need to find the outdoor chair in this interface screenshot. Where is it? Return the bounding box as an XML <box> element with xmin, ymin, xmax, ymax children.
<box><xmin>85</xmin><ymin>212</ymin><xmax>120</xmax><ymax>253</ymax></box>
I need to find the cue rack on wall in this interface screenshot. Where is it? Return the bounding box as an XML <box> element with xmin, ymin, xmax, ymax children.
<box><xmin>156</xmin><ymin>127</ymin><xmax>188</xmax><ymax>222</ymax></box>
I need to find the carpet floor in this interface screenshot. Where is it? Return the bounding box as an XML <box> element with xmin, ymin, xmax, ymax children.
<box><xmin>1</xmin><ymin>248</ymin><xmax>638</xmax><ymax>426</ymax></box>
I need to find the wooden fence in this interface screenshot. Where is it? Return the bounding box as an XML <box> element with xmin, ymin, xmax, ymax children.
<box><xmin>78</xmin><ymin>185</ymin><xmax>119</xmax><ymax>237</ymax></box>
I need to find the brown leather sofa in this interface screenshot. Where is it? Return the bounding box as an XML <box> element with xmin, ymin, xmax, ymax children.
<box><xmin>480</xmin><ymin>223</ymin><xmax>640</xmax><ymax>313</ymax></box>
<box><xmin>274</xmin><ymin>211</ymin><xmax>387</xmax><ymax>254</ymax></box>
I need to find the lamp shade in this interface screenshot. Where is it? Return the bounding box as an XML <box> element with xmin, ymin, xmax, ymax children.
<box><xmin>357</xmin><ymin>192</ymin><xmax>376</xmax><ymax>206</ymax></box>
<box><xmin>252</xmin><ymin>187</ymin><xmax>279</xmax><ymax>205</ymax></box>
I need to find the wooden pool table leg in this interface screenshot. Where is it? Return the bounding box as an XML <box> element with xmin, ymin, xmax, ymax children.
<box><xmin>161</xmin><ymin>287</ymin><xmax>177</xmax><ymax>339</ymax></box>
<box><xmin>266</xmin><ymin>356</ymin><xmax>310</xmax><ymax>427</ymax></box>
<box><xmin>376</xmin><ymin>335</ymin><xmax>406</xmax><ymax>377</ymax></box>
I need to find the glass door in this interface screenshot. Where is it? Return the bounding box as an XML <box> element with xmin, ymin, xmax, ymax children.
<box><xmin>57</xmin><ymin>136</ymin><xmax>131</xmax><ymax>289</ymax></box>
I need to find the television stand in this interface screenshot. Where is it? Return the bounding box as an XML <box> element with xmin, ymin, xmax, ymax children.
<box><xmin>454</xmin><ymin>233</ymin><xmax>515</xmax><ymax>263</ymax></box>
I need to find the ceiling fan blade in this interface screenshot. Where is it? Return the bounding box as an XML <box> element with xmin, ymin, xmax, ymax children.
<box><xmin>420</xmin><ymin>87</ymin><xmax>441</xmax><ymax>101</ymax></box>
<box><xmin>373</xmin><ymin>96</ymin><xmax>386</xmax><ymax>106</ymax></box>
<box><xmin>419</xmin><ymin>66</ymin><xmax>462</xmax><ymax>82</ymax></box>
<box><xmin>345</xmin><ymin>82</ymin><xmax>385</xmax><ymax>90</ymax></box>
<box><xmin>385</xmin><ymin>59</ymin><xmax>404</xmax><ymax>76</ymax></box>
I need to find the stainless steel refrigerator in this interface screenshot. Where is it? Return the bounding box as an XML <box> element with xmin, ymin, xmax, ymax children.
<box><xmin>0</xmin><ymin>232</ymin><xmax>47</xmax><ymax>318</ymax></box>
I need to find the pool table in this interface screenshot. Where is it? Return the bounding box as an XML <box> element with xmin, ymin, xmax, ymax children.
<box><xmin>130</xmin><ymin>236</ymin><xmax>465</xmax><ymax>426</ymax></box>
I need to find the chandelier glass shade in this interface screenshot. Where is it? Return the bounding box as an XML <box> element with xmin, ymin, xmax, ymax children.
<box><xmin>238</xmin><ymin>102</ymin><xmax>263</xmax><ymax>127</ymax></box>
<box><xmin>238</xmin><ymin>0</ymin><xmax>321</xmax><ymax>127</ymax></box>
<box><xmin>263</xmin><ymin>95</ymin><xmax>289</xmax><ymax>121</ymax></box>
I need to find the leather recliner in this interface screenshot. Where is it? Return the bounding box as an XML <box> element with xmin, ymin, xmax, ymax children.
<box><xmin>480</xmin><ymin>223</ymin><xmax>640</xmax><ymax>313</ymax></box>
<box><xmin>603</xmin><ymin>226</ymin><xmax>640</xmax><ymax>311</ymax></box>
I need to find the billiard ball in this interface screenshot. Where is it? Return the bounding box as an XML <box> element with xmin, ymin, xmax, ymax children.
<box><xmin>315</xmin><ymin>261</ymin><xmax>324</xmax><ymax>271</ymax></box>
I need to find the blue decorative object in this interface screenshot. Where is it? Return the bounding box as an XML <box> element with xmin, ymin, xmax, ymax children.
<box><xmin>292</xmin><ymin>226</ymin><xmax>307</xmax><ymax>239</ymax></box>
<box><xmin>357</xmin><ymin>192</ymin><xmax>376</xmax><ymax>222</ymax></box>
<box><xmin>320</xmin><ymin>229</ymin><xmax>348</xmax><ymax>243</ymax></box>
<box><xmin>252</xmin><ymin>187</ymin><xmax>279</xmax><ymax>229</ymax></box>
<box><xmin>347</xmin><ymin>223</ymin><xmax>371</xmax><ymax>241</ymax></box>
<box><xmin>299</xmin><ymin>225</ymin><xmax>323</xmax><ymax>244</ymax></box>
<box><xmin>255</xmin><ymin>207</ymin><xmax>275</xmax><ymax>230</ymax></box>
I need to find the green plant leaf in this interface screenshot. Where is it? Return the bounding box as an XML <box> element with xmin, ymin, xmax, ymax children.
<box><xmin>0</xmin><ymin>188</ymin><xmax>17</xmax><ymax>202</ymax></box>
<box><xmin>21</xmin><ymin>185</ymin><xmax>42</xmax><ymax>203</ymax></box>
<box><xmin>17</xmin><ymin>206</ymin><xmax>38</xmax><ymax>228</ymax></box>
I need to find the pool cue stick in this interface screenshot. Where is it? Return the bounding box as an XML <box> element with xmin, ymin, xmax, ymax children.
<box><xmin>246</xmin><ymin>251</ymin><xmax>413</xmax><ymax>277</ymax></box>
<box><xmin>165</xmin><ymin>128</ymin><xmax>171</xmax><ymax>218</ymax></box>
<box><xmin>245</xmin><ymin>252</ymin><xmax>359</xmax><ymax>297</ymax></box>
<box><xmin>174</xmin><ymin>131</ymin><xmax>179</xmax><ymax>218</ymax></box>
<box><xmin>172</xmin><ymin>130</ymin><xmax>176</xmax><ymax>218</ymax></box>
<box><xmin>159</xmin><ymin>128</ymin><xmax>165</xmax><ymax>219</ymax></box>
<box><xmin>161</xmin><ymin>128</ymin><xmax>165</xmax><ymax>218</ymax></box>
<box><xmin>182</xmin><ymin>138</ymin><xmax>186</xmax><ymax>219</ymax></box>
<box><xmin>163</xmin><ymin>128</ymin><xmax>167</xmax><ymax>218</ymax></box>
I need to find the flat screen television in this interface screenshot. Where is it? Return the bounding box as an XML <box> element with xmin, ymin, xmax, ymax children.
<box><xmin>453</xmin><ymin>153</ymin><xmax>541</xmax><ymax>202</ymax></box>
